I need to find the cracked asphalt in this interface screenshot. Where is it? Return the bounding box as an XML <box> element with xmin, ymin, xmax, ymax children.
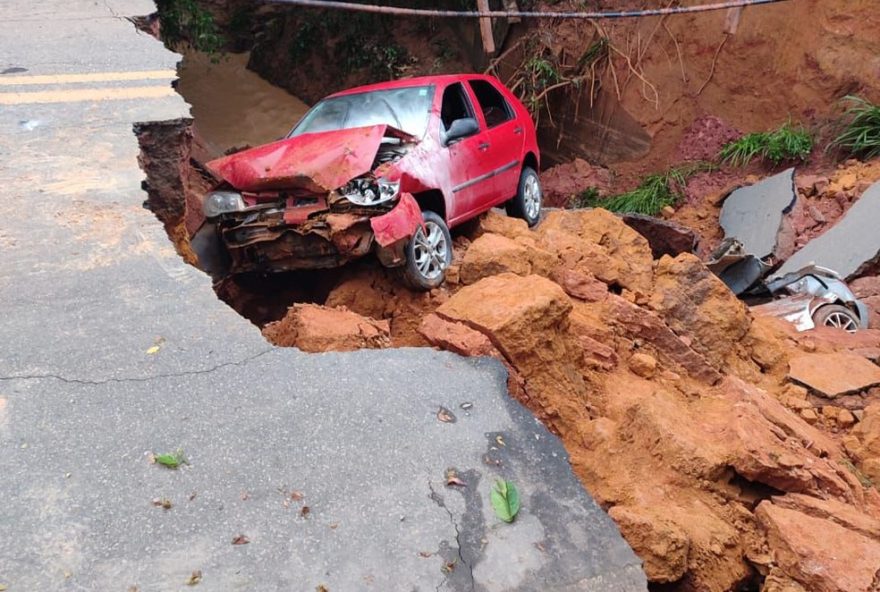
<box><xmin>0</xmin><ymin>1</ymin><xmax>647</xmax><ymax>590</ymax></box>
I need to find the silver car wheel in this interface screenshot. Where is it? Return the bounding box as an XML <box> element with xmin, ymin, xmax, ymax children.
<box><xmin>523</xmin><ymin>173</ymin><xmax>541</xmax><ymax>220</ymax></box>
<box><xmin>823</xmin><ymin>311</ymin><xmax>858</xmax><ymax>333</ymax></box>
<box><xmin>412</xmin><ymin>220</ymin><xmax>448</xmax><ymax>281</ymax></box>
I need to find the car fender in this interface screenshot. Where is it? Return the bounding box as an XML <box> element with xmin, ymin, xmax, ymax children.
<box><xmin>370</xmin><ymin>192</ymin><xmax>423</xmax><ymax>248</ymax></box>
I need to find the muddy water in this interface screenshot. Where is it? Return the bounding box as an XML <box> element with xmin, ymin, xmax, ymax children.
<box><xmin>177</xmin><ymin>51</ymin><xmax>309</xmax><ymax>157</ymax></box>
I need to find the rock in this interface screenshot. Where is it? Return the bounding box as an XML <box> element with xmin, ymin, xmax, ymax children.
<box><xmin>838</xmin><ymin>409</ymin><xmax>856</xmax><ymax>428</ymax></box>
<box><xmin>459</xmin><ymin>233</ymin><xmax>532</xmax><ymax>284</ymax></box>
<box><xmin>628</xmin><ymin>353</ymin><xmax>657</xmax><ymax>378</ymax></box>
<box><xmin>649</xmin><ymin>253</ymin><xmax>751</xmax><ymax>369</ymax></box>
<box><xmin>550</xmin><ymin>268</ymin><xmax>609</xmax><ymax>302</ymax></box>
<box><xmin>821</xmin><ymin>405</ymin><xmax>840</xmax><ymax>421</ymax></box>
<box><xmin>771</xmin><ymin>493</ymin><xmax>880</xmax><ymax>541</ymax></box>
<box><xmin>719</xmin><ymin>168</ymin><xmax>796</xmax><ymax>259</ymax></box>
<box><xmin>435</xmin><ymin>274</ymin><xmax>590</xmax><ymax>432</ymax></box>
<box><xmin>772</xmin><ymin>181</ymin><xmax>880</xmax><ymax>281</ymax></box>
<box><xmin>608</xmin><ymin>506</ymin><xmax>689</xmax><ymax>583</ymax></box>
<box><xmin>800</xmin><ymin>408</ymin><xmax>818</xmax><ymax>423</ymax></box>
<box><xmin>417</xmin><ymin>313</ymin><xmax>497</xmax><ymax>358</ymax></box>
<box><xmin>540</xmin><ymin>158</ymin><xmax>613</xmax><ymax>207</ymax></box>
<box><xmin>606</xmin><ymin>295</ymin><xmax>722</xmax><ymax>384</ymax></box>
<box><xmin>788</xmin><ymin>353</ymin><xmax>880</xmax><ymax>398</ymax></box>
<box><xmin>536</xmin><ymin>208</ymin><xmax>654</xmax><ymax>295</ymax></box>
<box><xmin>853</xmin><ymin>404</ymin><xmax>880</xmax><ymax>474</ymax></box>
<box><xmin>621</xmin><ymin>213</ymin><xmax>699</xmax><ymax>259</ymax></box>
<box><xmin>763</xmin><ymin>568</ymin><xmax>808</xmax><ymax>592</ymax></box>
<box><xmin>262</xmin><ymin>304</ymin><xmax>391</xmax><ymax>352</ymax></box>
<box><xmin>474</xmin><ymin>209</ymin><xmax>532</xmax><ymax>241</ymax></box>
<box><xmin>756</xmin><ymin>500</ymin><xmax>880</xmax><ymax>592</ymax></box>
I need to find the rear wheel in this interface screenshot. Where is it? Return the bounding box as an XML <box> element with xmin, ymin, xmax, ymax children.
<box><xmin>402</xmin><ymin>210</ymin><xmax>452</xmax><ymax>291</ymax></box>
<box><xmin>812</xmin><ymin>304</ymin><xmax>859</xmax><ymax>333</ymax></box>
<box><xmin>506</xmin><ymin>166</ymin><xmax>542</xmax><ymax>227</ymax></box>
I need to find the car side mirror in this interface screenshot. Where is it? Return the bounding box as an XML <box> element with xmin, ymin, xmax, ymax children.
<box><xmin>444</xmin><ymin>117</ymin><xmax>479</xmax><ymax>146</ymax></box>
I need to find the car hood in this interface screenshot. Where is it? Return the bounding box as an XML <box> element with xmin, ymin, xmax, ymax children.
<box><xmin>206</xmin><ymin>124</ymin><xmax>417</xmax><ymax>193</ymax></box>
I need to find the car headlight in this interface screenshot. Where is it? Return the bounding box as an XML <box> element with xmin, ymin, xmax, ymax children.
<box><xmin>340</xmin><ymin>178</ymin><xmax>400</xmax><ymax>206</ymax></box>
<box><xmin>203</xmin><ymin>190</ymin><xmax>245</xmax><ymax>218</ymax></box>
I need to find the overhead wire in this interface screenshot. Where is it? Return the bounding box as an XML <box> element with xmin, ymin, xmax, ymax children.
<box><xmin>264</xmin><ymin>0</ymin><xmax>790</xmax><ymax>19</ymax></box>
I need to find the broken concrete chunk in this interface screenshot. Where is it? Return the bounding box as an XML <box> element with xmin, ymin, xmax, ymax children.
<box><xmin>788</xmin><ymin>352</ymin><xmax>880</xmax><ymax>398</ymax></box>
<box><xmin>719</xmin><ymin>168</ymin><xmax>796</xmax><ymax>259</ymax></box>
<box><xmin>772</xmin><ymin>181</ymin><xmax>880</xmax><ymax>280</ymax></box>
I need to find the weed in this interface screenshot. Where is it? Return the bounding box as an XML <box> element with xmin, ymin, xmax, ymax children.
<box><xmin>568</xmin><ymin>187</ymin><xmax>601</xmax><ymax>209</ymax></box>
<box><xmin>155</xmin><ymin>0</ymin><xmax>225</xmax><ymax>55</ymax></box>
<box><xmin>840</xmin><ymin>458</ymin><xmax>874</xmax><ymax>489</ymax></box>
<box><xmin>719</xmin><ymin>121</ymin><xmax>813</xmax><ymax>167</ymax></box>
<box><xmin>829</xmin><ymin>95</ymin><xmax>880</xmax><ymax>160</ymax></box>
<box><xmin>588</xmin><ymin>162</ymin><xmax>713</xmax><ymax>216</ymax></box>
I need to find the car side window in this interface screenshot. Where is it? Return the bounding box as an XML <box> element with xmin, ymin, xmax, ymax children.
<box><xmin>440</xmin><ymin>82</ymin><xmax>475</xmax><ymax>133</ymax></box>
<box><xmin>469</xmin><ymin>80</ymin><xmax>514</xmax><ymax>128</ymax></box>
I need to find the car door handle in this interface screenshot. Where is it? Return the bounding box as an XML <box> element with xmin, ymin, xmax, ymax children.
<box><xmin>478</xmin><ymin>142</ymin><xmax>490</xmax><ymax>151</ymax></box>
<box><xmin>513</xmin><ymin>126</ymin><xmax>523</xmax><ymax>135</ymax></box>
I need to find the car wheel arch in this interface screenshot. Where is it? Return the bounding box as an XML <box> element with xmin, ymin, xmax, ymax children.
<box><xmin>522</xmin><ymin>151</ymin><xmax>539</xmax><ymax>173</ymax></box>
<box><xmin>412</xmin><ymin>189</ymin><xmax>447</xmax><ymax>221</ymax></box>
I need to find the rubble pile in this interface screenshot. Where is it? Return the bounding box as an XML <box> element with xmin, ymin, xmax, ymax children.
<box><xmin>263</xmin><ymin>209</ymin><xmax>880</xmax><ymax>591</ymax></box>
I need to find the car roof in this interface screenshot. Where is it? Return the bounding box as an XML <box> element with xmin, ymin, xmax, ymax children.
<box><xmin>327</xmin><ymin>73</ymin><xmax>501</xmax><ymax>98</ymax></box>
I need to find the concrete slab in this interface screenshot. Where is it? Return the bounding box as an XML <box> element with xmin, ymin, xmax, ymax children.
<box><xmin>788</xmin><ymin>353</ymin><xmax>880</xmax><ymax>398</ymax></box>
<box><xmin>772</xmin><ymin>181</ymin><xmax>880</xmax><ymax>280</ymax></box>
<box><xmin>0</xmin><ymin>0</ymin><xmax>647</xmax><ymax>590</ymax></box>
<box><xmin>719</xmin><ymin>168</ymin><xmax>796</xmax><ymax>259</ymax></box>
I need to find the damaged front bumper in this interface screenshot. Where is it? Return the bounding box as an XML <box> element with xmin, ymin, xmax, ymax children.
<box><xmin>196</xmin><ymin>191</ymin><xmax>424</xmax><ymax>275</ymax></box>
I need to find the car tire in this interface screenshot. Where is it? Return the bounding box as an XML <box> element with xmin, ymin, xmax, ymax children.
<box><xmin>812</xmin><ymin>304</ymin><xmax>860</xmax><ymax>333</ymax></box>
<box><xmin>506</xmin><ymin>166</ymin><xmax>542</xmax><ymax>227</ymax></box>
<box><xmin>402</xmin><ymin>210</ymin><xmax>453</xmax><ymax>291</ymax></box>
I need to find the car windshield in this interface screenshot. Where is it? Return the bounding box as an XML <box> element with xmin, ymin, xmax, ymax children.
<box><xmin>289</xmin><ymin>85</ymin><xmax>435</xmax><ymax>139</ymax></box>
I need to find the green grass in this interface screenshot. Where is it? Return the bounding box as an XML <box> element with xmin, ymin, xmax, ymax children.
<box><xmin>719</xmin><ymin>121</ymin><xmax>813</xmax><ymax>167</ymax></box>
<box><xmin>569</xmin><ymin>187</ymin><xmax>601</xmax><ymax>209</ymax></box>
<box><xmin>582</xmin><ymin>163</ymin><xmax>713</xmax><ymax>216</ymax></box>
<box><xmin>829</xmin><ymin>95</ymin><xmax>880</xmax><ymax>160</ymax></box>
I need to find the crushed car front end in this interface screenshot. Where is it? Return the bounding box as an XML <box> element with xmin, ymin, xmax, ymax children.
<box><xmin>198</xmin><ymin>124</ymin><xmax>424</xmax><ymax>276</ymax></box>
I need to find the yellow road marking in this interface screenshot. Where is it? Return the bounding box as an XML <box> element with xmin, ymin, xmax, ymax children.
<box><xmin>0</xmin><ymin>86</ymin><xmax>177</xmax><ymax>104</ymax></box>
<box><xmin>0</xmin><ymin>70</ymin><xmax>176</xmax><ymax>86</ymax></box>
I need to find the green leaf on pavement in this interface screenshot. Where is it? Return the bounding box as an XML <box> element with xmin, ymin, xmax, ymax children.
<box><xmin>490</xmin><ymin>479</ymin><xmax>520</xmax><ymax>523</ymax></box>
<box><xmin>154</xmin><ymin>449</ymin><xmax>187</xmax><ymax>469</ymax></box>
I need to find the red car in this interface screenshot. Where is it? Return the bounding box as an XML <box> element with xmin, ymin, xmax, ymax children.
<box><xmin>198</xmin><ymin>73</ymin><xmax>542</xmax><ymax>290</ymax></box>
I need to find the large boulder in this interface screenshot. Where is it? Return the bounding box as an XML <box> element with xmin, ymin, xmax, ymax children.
<box><xmin>459</xmin><ymin>232</ymin><xmax>556</xmax><ymax>285</ymax></box>
<box><xmin>536</xmin><ymin>208</ymin><xmax>654</xmax><ymax>295</ymax></box>
<box><xmin>649</xmin><ymin>253</ymin><xmax>751</xmax><ymax>370</ymax></box>
<box><xmin>262</xmin><ymin>304</ymin><xmax>391</xmax><ymax>352</ymax></box>
<box><xmin>434</xmin><ymin>273</ymin><xmax>590</xmax><ymax>433</ymax></box>
<box><xmin>756</xmin><ymin>500</ymin><xmax>880</xmax><ymax>592</ymax></box>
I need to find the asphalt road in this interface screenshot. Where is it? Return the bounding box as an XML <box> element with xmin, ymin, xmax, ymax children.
<box><xmin>0</xmin><ymin>1</ymin><xmax>647</xmax><ymax>590</ymax></box>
